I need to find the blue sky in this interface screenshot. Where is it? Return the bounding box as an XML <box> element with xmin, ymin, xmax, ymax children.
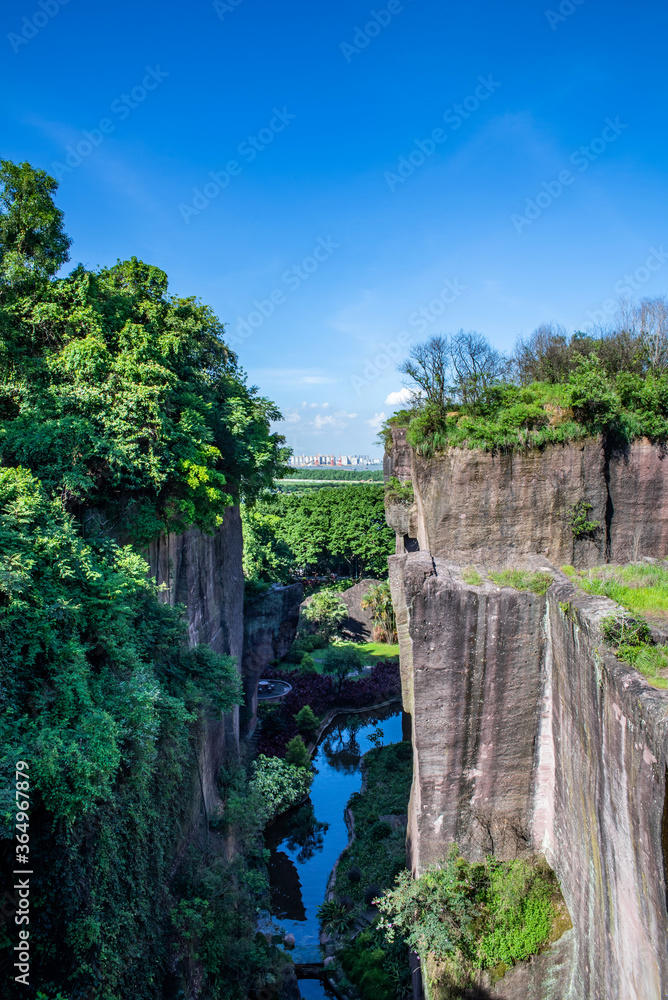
<box><xmin>2</xmin><ymin>0</ymin><xmax>667</xmax><ymax>455</ymax></box>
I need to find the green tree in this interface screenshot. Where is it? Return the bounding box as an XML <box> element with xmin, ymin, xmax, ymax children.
<box><xmin>303</xmin><ymin>589</ymin><xmax>349</xmax><ymax>641</ymax></box>
<box><xmin>241</xmin><ymin>497</ymin><xmax>296</xmax><ymax>582</ymax></box>
<box><xmin>0</xmin><ymin>253</ymin><xmax>288</xmax><ymax>540</ymax></box>
<box><xmin>0</xmin><ymin>159</ymin><xmax>71</xmax><ymax>281</ymax></box>
<box><xmin>568</xmin><ymin>353</ymin><xmax>621</xmax><ymax>430</ymax></box>
<box><xmin>294</xmin><ymin>705</ymin><xmax>319</xmax><ymax>738</ymax></box>
<box><xmin>322</xmin><ymin>644</ymin><xmax>364</xmax><ymax>692</ymax></box>
<box><xmin>285</xmin><ymin>735</ymin><xmax>311</xmax><ymax>768</ymax></box>
<box><xmin>361</xmin><ymin>581</ymin><xmax>397</xmax><ymax>642</ymax></box>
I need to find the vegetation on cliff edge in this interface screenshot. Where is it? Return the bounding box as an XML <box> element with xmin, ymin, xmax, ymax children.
<box><xmin>0</xmin><ymin>160</ymin><xmax>288</xmax><ymax>999</ymax></box>
<box><xmin>385</xmin><ymin>314</ymin><xmax>668</xmax><ymax>456</ymax></box>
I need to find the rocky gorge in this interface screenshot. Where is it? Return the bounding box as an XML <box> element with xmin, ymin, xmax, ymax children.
<box><xmin>385</xmin><ymin>429</ymin><xmax>668</xmax><ymax>999</ymax></box>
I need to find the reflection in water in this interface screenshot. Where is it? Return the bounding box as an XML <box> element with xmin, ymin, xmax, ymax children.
<box><xmin>266</xmin><ymin>850</ymin><xmax>306</xmax><ymax>921</ymax></box>
<box><xmin>296</xmin><ymin>978</ymin><xmax>339</xmax><ymax>1000</ymax></box>
<box><xmin>282</xmin><ymin>801</ymin><xmax>329</xmax><ymax>864</ymax></box>
<box><xmin>264</xmin><ymin>705</ymin><xmax>404</xmax><ymax>964</ymax></box>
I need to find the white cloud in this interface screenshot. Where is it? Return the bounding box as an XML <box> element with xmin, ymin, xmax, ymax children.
<box><xmin>284</xmin><ymin>411</ymin><xmax>302</xmax><ymax>424</ymax></box>
<box><xmin>385</xmin><ymin>388</ymin><xmax>412</xmax><ymax>406</ymax></box>
<box><xmin>314</xmin><ymin>410</ymin><xmax>358</xmax><ymax>431</ymax></box>
<box><xmin>367</xmin><ymin>411</ymin><xmax>387</xmax><ymax>432</ymax></box>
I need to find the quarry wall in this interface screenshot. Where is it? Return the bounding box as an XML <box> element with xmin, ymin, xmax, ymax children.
<box><xmin>386</xmin><ymin>431</ymin><xmax>668</xmax><ymax>999</ymax></box>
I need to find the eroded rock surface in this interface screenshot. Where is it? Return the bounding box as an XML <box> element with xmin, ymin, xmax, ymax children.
<box><xmin>390</xmin><ymin>553</ymin><xmax>668</xmax><ymax>999</ymax></box>
<box><xmin>386</xmin><ymin>427</ymin><xmax>668</xmax><ymax>567</ymax></box>
<box><xmin>242</xmin><ymin>582</ymin><xmax>303</xmax><ymax>734</ymax></box>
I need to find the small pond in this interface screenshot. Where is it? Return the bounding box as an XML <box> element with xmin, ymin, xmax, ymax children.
<box><xmin>264</xmin><ymin>703</ymin><xmax>406</xmax><ymax>970</ymax></box>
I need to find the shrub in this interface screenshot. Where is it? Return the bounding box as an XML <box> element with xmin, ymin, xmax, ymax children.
<box><xmin>294</xmin><ymin>705</ymin><xmax>319</xmax><ymax>738</ymax></box>
<box><xmin>567</xmin><ymin>500</ymin><xmax>601</xmax><ymax>539</ymax></box>
<box><xmin>284</xmin><ymin>735</ymin><xmax>311</xmax><ymax>769</ymax></box>
<box><xmin>299</xmin><ymin>654</ymin><xmax>316</xmax><ymax>674</ymax></box>
<box><xmin>302</xmin><ymin>590</ymin><xmax>349</xmax><ymax>642</ymax></box>
<box><xmin>249</xmin><ymin>754</ymin><xmax>312</xmax><ymax>820</ymax></box>
<box><xmin>376</xmin><ymin>847</ymin><xmax>565</xmax><ymax>994</ymax></box>
<box><xmin>284</xmin><ymin>644</ymin><xmax>306</xmax><ymax>665</ymax></box>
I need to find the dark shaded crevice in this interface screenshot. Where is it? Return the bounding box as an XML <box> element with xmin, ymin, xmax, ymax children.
<box><xmin>404</xmin><ymin>534</ymin><xmax>420</xmax><ymax>552</ymax></box>
<box><xmin>603</xmin><ymin>436</ymin><xmax>614</xmax><ymax>562</ymax></box>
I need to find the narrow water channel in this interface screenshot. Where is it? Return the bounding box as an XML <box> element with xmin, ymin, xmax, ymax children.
<box><xmin>264</xmin><ymin>703</ymin><xmax>405</xmax><ymax>977</ymax></box>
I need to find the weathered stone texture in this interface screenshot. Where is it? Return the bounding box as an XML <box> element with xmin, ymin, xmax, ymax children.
<box><xmin>242</xmin><ymin>583</ymin><xmax>303</xmax><ymax>734</ymax></box>
<box><xmin>386</xmin><ymin>428</ymin><xmax>668</xmax><ymax>568</ymax></box>
<box><xmin>391</xmin><ymin>553</ymin><xmax>668</xmax><ymax>999</ymax></box>
<box><xmin>147</xmin><ymin>507</ymin><xmax>245</xmax><ymax>815</ymax></box>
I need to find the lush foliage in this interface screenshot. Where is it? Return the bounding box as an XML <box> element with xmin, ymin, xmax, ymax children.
<box><xmin>282</xmin><ymin>467</ymin><xmax>384</xmax><ymax>482</ymax></box>
<box><xmin>1</xmin><ymin>170</ymin><xmax>287</xmax><ymax>542</ymax></box>
<box><xmin>488</xmin><ymin>569</ymin><xmax>553</xmax><ymax>596</ymax></box>
<box><xmin>388</xmin><ymin>314</ymin><xmax>668</xmax><ymax>456</ymax></box>
<box><xmin>249</xmin><ymin>754</ymin><xmax>312</xmax><ymax>819</ymax></box>
<box><xmin>322</xmin><ymin>643</ymin><xmax>365</xmax><ymax>691</ymax></box>
<box><xmin>303</xmin><ymin>589</ymin><xmax>349</xmax><ymax>641</ymax></box>
<box><xmin>362</xmin><ymin>581</ymin><xmax>398</xmax><ymax>643</ymax></box>
<box><xmin>377</xmin><ymin>847</ymin><xmax>565</xmax><ymax>995</ymax></box>
<box><xmin>0</xmin><ymin>161</ymin><xmax>287</xmax><ymax>999</ymax></box>
<box><xmin>384</xmin><ymin>476</ymin><xmax>414</xmax><ymax>506</ymax></box>
<box><xmin>340</xmin><ymin>924</ymin><xmax>412</xmax><ymax>1000</ymax></box>
<box><xmin>242</xmin><ymin>487</ymin><xmax>395</xmax><ymax>582</ymax></box>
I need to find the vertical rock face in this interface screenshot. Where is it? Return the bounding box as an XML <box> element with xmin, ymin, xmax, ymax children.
<box><xmin>386</xmin><ymin>427</ymin><xmax>668</xmax><ymax>567</ymax></box>
<box><xmin>391</xmin><ymin>554</ymin><xmax>547</xmax><ymax>871</ymax></box>
<box><xmin>390</xmin><ymin>552</ymin><xmax>668</xmax><ymax>999</ymax></box>
<box><xmin>147</xmin><ymin>507</ymin><xmax>245</xmax><ymax>813</ymax></box>
<box><xmin>544</xmin><ymin>576</ymin><xmax>668</xmax><ymax>1000</ymax></box>
<box><xmin>147</xmin><ymin>506</ymin><xmax>245</xmax><ymax>661</ymax></box>
<box><xmin>242</xmin><ymin>583</ymin><xmax>303</xmax><ymax>735</ymax></box>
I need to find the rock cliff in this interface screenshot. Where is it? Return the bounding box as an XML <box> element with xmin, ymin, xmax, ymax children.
<box><xmin>242</xmin><ymin>583</ymin><xmax>303</xmax><ymax>735</ymax></box>
<box><xmin>147</xmin><ymin>506</ymin><xmax>301</xmax><ymax>806</ymax></box>
<box><xmin>385</xmin><ymin>427</ymin><xmax>668</xmax><ymax>567</ymax></box>
<box><xmin>386</xmin><ymin>432</ymin><xmax>668</xmax><ymax>999</ymax></box>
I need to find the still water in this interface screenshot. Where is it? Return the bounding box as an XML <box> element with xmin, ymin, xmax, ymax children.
<box><xmin>264</xmin><ymin>704</ymin><xmax>404</xmax><ymax>967</ymax></box>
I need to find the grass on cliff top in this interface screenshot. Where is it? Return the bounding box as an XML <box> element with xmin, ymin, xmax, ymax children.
<box><xmin>562</xmin><ymin>563</ymin><xmax>668</xmax><ymax>688</ymax></box>
<box><xmin>462</xmin><ymin>566</ymin><xmax>483</xmax><ymax>586</ymax></box>
<box><xmin>562</xmin><ymin>562</ymin><xmax>668</xmax><ymax>624</ymax></box>
<box><xmin>489</xmin><ymin>569</ymin><xmax>553</xmax><ymax>596</ymax></box>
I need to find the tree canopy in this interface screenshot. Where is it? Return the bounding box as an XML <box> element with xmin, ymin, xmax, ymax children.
<box><xmin>242</xmin><ymin>484</ymin><xmax>395</xmax><ymax>582</ymax></box>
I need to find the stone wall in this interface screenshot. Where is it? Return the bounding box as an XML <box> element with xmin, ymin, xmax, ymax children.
<box><xmin>386</xmin><ymin>427</ymin><xmax>668</xmax><ymax>567</ymax></box>
<box><xmin>390</xmin><ymin>552</ymin><xmax>668</xmax><ymax>999</ymax></box>
<box><xmin>242</xmin><ymin>583</ymin><xmax>303</xmax><ymax>735</ymax></box>
<box><xmin>147</xmin><ymin>507</ymin><xmax>245</xmax><ymax>815</ymax></box>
